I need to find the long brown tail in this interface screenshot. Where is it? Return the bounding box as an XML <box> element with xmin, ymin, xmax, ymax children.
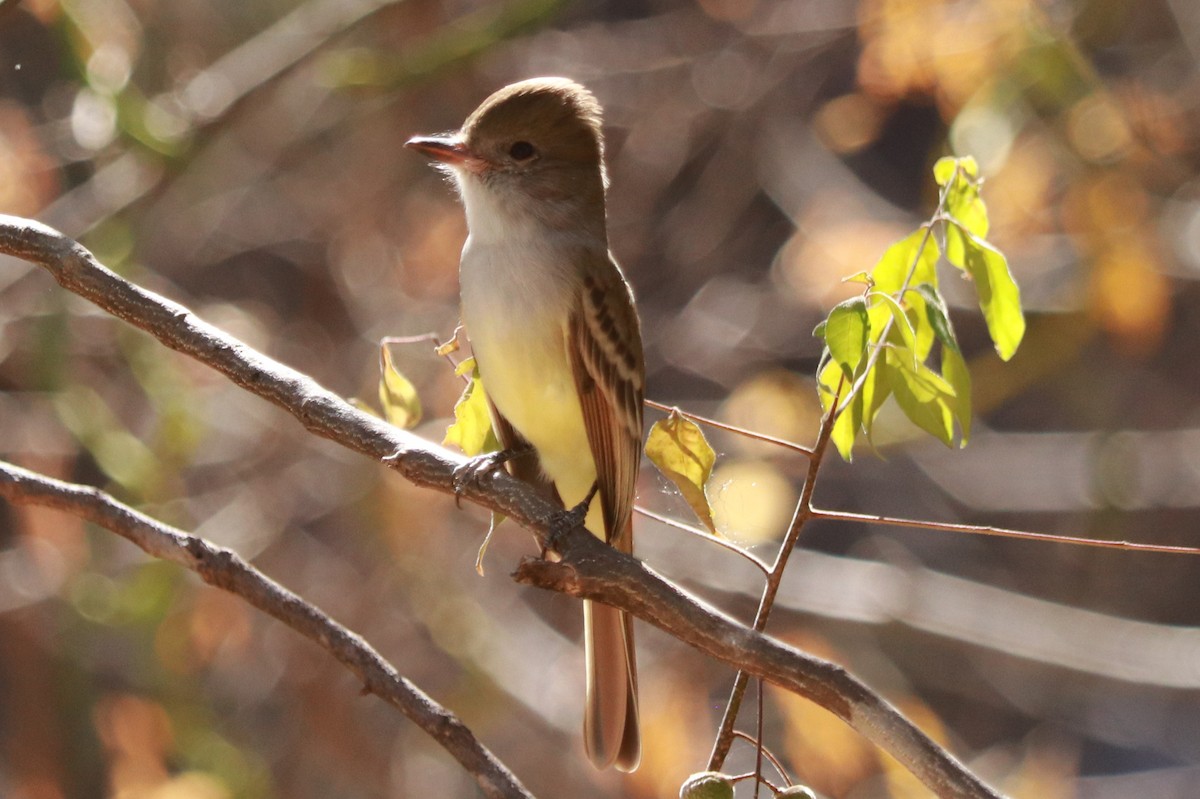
<box><xmin>583</xmin><ymin>599</ymin><xmax>640</xmax><ymax>771</ymax></box>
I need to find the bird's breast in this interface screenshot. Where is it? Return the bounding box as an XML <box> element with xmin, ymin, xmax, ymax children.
<box><xmin>459</xmin><ymin>237</ymin><xmax>596</xmax><ymax>503</ymax></box>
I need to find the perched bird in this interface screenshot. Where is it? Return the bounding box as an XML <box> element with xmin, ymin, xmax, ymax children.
<box><xmin>406</xmin><ymin>78</ymin><xmax>644</xmax><ymax>771</ymax></box>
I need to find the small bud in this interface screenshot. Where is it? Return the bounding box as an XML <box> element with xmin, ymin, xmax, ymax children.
<box><xmin>775</xmin><ymin>786</ymin><xmax>817</xmax><ymax>798</ymax></box>
<box><xmin>679</xmin><ymin>771</ymin><xmax>735</xmax><ymax>799</ymax></box>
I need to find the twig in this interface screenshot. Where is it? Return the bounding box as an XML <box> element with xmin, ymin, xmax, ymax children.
<box><xmin>382</xmin><ymin>331</ymin><xmax>469</xmax><ymax>384</ymax></box>
<box><xmin>645</xmin><ymin>398</ymin><xmax>814</xmax><ymax>456</ymax></box>
<box><xmin>730</xmin><ymin>730</ymin><xmax>791</xmax><ymax>786</ymax></box>
<box><xmin>811</xmin><ymin>508</ymin><xmax>1200</xmax><ymax>555</ymax></box>
<box><xmin>635</xmin><ymin>506</ymin><xmax>770</xmax><ymax>574</ymax></box>
<box><xmin>753</xmin><ymin>679</ymin><xmax>764</xmax><ymax>799</ymax></box>
<box><xmin>0</xmin><ymin>460</ymin><xmax>535</xmax><ymax>799</ymax></box>
<box><xmin>707</xmin><ymin>374</ymin><xmax>845</xmax><ymax>771</ymax></box>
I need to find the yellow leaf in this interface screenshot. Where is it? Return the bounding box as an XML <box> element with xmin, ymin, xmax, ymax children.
<box><xmin>945</xmin><ymin>225</ymin><xmax>1024</xmax><ymax>361</ymax></box>
<box><xmin>436</xmin><ymin>325</ymin><xmax>464</xmax><ymax>357</ymax></box>
<box><xmin>443</xmin><ymin>357</ymin><xmax>500</xmax><ymax>456</ymax></box>
<box><xmin>645</xmin><ymin>410</ymin><xmax>718</xmax><ymax>533</ymax></box>
<box><xmin>378</xmin><ymin>344</ymin><xmax>422</xmax><ymax>429</ymax></box>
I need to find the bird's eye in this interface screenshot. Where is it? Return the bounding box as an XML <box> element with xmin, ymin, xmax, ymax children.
<box><xmin>508</xmin><ymin>141</ymin><xmax>537</xmax><ymax>161</ymax></box>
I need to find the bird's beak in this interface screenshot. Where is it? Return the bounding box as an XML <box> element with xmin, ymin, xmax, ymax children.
<box><xmin>405</xmin><ymin>135</ymin><xmax>476</xmax><ymax>169</ymax></box>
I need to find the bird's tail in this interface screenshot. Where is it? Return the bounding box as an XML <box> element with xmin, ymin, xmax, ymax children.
<box><xmin>584</xmin><ymin>598</ymin><xmax>640</xmax><ymax>771</ymax></box>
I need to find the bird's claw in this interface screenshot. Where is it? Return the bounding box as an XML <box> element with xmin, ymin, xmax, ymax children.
<box><xmin>542</xmin><ymin>482</ymin><xmax>599</xmax><ymax>558</ymax></box>
<box><xmin>451</xmin><ymin>446</ymin><xmax>530</xmax><ymax>507</ymax></box>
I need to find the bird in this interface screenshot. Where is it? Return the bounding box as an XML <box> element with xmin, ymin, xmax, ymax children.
<box><xmin>405</xmin><ymin>77</ymin><xmax>644</xmax><ymax>772</ymax></box>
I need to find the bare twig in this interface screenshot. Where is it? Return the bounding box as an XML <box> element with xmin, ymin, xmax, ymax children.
<box><xmin>0</xmin><ymin>460</ymin><xmax>535</xmax><ymax>799</ymax></box>
<box><xmin>645</xmin><ymin>398</ymin><xmax>814</xmax><ymax>456</ymax></box>
<box><xmin>0</xmin><ymin>215</ymin><xmax>1002</xmax><ymax>799</ymax></box>
<box><xmin>707</xmin><ymin>374</ymin><xmax>845</xmax><ymax>771</ymax></box>
<box><xmin>811</xmin><ymin>508</ymin><xmax>1200</xmax><ymax>555</ymax></box>
<box><xmin>730</xmin><ymin>730</ymin><xmax>791</xmax><ymax>787</ymax></box>
<box><xmin>634</xmin><ymin>505</ymin><xmax>770</xmax><ymax>574</ymax></box>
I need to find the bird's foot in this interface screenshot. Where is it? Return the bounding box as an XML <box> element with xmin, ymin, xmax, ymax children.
<box><xmin>451</xmin><ymin>445</ymin><xmax>531</xmax><ymax>506</ymax></box>
<box><xmin>543</xmin><ymin>482</ymin><xmax>599</xmax><ymax>558</ymax></box>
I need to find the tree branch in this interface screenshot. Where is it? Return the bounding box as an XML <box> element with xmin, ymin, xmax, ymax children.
<box><xmin>0</xmin><ymin>214</ymin><xmax>1002</xmax><ymax>798</ymax></box>
<box><xmin>0</xmin><ymin>460</ymin><xmax>535</xmax><ymax>799</ymax></box>
<box><xmin>511</xmin><ymin>540</ymin><xmax>995</xmax><ymax>798</ymax></box>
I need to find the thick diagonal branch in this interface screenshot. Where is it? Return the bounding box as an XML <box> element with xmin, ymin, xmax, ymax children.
<box><xmin>0</xmin><ymin>461</ymin><xmax>534</xmax><ymax>799</ymax></box>
<box><xmin>0</xmin><ymin>215</ymin><xmax>1001</xmax><ymax>798</ymax></box>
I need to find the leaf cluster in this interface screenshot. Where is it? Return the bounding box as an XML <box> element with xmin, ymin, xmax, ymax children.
<box><xmin>814</xmin><ymin>157</ymin><xmax>1025</xmax><ymax>460</ymax></box>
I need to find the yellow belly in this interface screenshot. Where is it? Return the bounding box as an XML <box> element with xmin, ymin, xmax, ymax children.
<box><xmin>469</xmin><ymin>312</ymin><xmax>604</xmax><ymax>536</ymax></box>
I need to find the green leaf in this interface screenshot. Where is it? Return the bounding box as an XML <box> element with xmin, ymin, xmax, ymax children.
<box><xmin>949</xmin><ymin>182</ymin><xmax>988</xmax><ymax>240</ymax></box>
<box><xmin>905</xmin><ymin>289</ymin><xmax>935</xmax><ymax>360</ymax></box>
<box><xmin>937</xmin><ymin>156</ymin><xmax>989</xmax><ymax>269</ymax></box>
<box><xmin>822</xmin><ymin>297</ymin><xmax>870</xmax><ymax>378</ymax></box>
<box><xmin>818</xmin><ymin>359</ymin><xmax>859</xmax><ymax>461</ymax></box>
<box><xmin>645</xmin><ymin>410</ymin><xmax>718</xmax><ymax>533</ymax></box>
<box><xmin>933</xmin><ymin>156</ymin><xmax>958</xmax><ymax>186</ymax></box>
<box><xmin>443</xmin><ymin>357</ymin><xmax>500</xmax><ymax>456</ymax></box>
<box><xmin>934</xmin><ymin>155</ymin><xmax>978</xmax><ymax>186</ymax></box>
<box><xmin>869</xmin><ymin>291</ymin><xmax>917</xmax><ymax>359</ymax></box>
<box><xmin>379</xmin><ymin>344</ymin><xmax>422</xmax><ymax>429</ymax></box>
<box><xmin>835</xmin><ymin>390</ymin><xmax>864</xmax><ymax>461</ymax></box>
<box><xmin>885</xmin><ymin>347</ymin><xmax>957</xmax><ymax>447</ymax></box>
<box><xmin>945</xmin><ymin>224</ymin><xmax>1025</xmax><ymax>360</ymax></box>
<box><xmin>926</xmin><ymin>155</ymin><xmax>955</xmax><ymax>185</ymax></box>
<box><xmin>861</xmin><ymin>354</ymin><xmax>892</xmax><ymax>443</ymax></box>
<box><xmin>872</xmin><ymin>229</ymin><xmax>940</xmax><ymax>295</ymax></box>
<box><xmin>914</xmin><ymin>283</ymin><xmax>959</xmax><ymax>353</ymax></box>
<box><xmin>942</xmin><ymin>345</ymin><xmax>972</xmax><ymax>445</ymax></box>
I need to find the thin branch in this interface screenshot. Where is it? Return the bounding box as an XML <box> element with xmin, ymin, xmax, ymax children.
<box><xmin>0</xmin><ymin>215</ymin><xmax>1002</xmax><ymax>799</ymax></box>
<box><xmin>730</xmin><ymin>730</ymin><xmax>791</xmax><ymax>787</ymax></box>
<box><xmin>753</xmin><ymin>679</ymin><xmax>764</xmax><ymax>799</ymax></box>
<box><xmin>812</xmin><ymin>508</ymin><xmax>1200</xmax><ymax>555</ymax></box>
<box><xmin>0</xmin><ymin>460</ymin><xmax>535</xmax><ymax>799</ymax></box>
<box><xmin>644</xmin><ymin>398</ymin><xmax>814</xmax><ymax>456</ymax></box>
<box><xmin>707</xmin><ymin>373</ymin><xmax>845</xmax><ymax>771</ymax></box>
<box><xmin>382</xmin><ymin>329</ymin><xmax>468</xmax><ymax>380</ymax></box>
<box><xmin>635</xmin><ymin>505</ymin><xmax>770</xmax><ymax>574</ymax></box>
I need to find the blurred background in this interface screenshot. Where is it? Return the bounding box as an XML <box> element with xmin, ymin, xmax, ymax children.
<box><xmin>2</xmin><ymin>0</ymin><xmax>1200</xmax><ymax>796</ymax></box>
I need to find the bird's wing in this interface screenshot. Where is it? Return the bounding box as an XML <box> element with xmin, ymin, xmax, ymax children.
<box><xmin>566</xmin><ymin>252</ymin><xmax>645</xmax><ymax>549</ymax></box>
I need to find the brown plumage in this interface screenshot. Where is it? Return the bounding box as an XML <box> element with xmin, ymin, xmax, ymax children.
<box><xmin>406</xmin><ymin>78</ymin><xmax>644</xmax><ymax>771</ymax></box>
